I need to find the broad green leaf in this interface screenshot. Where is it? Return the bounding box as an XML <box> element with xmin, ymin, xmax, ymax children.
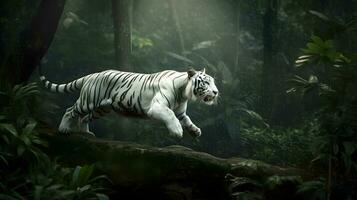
<box><xmin>21</xmin><ymin>135</ymin><xmax>31</xmax><ymax>146</ymax></box>
<box><xmin>306</xmin><ymin>42</ymin><xmax>321</xmax><ymax>54</ymax></box>
<box><xmin>23</xmin><ymin>122</ymin><xmax>37</xmax><ymax>135</ymax></box>
<box><xmin>0</xmin><ymin>123</ymin><xmax>18</xmax><ymax>136</ymax></box>
<box><xmin>78</xmin><ymin>165</ymin><xmax>94</xmax><ymax>185</ymax></box>
<box><xmin>96</xmin><ymin>193</ymin><xmax>109</xmax><ymax>200</ymax></box>
<box><xmin>311</xmin><ymin>35</ymin><xmax>324</xmax><ymax>47</ymax></box>
<box><xmin>72</xmin><ymin>166</ymin><xmax>81</xmax><ymax>187</ymax></box>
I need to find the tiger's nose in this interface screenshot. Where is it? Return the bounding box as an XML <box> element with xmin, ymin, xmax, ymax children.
<box><xmin>213</xmin><ymin>90</ymin><xmax>218</xmax><ymax>95</ymax></box>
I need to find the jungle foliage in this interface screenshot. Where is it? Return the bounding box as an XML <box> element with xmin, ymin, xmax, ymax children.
<box><xmin>0</xmin><ymin>0</ymin><xmax>356</xmax><ymax>199</ymax></box>
<box><xmin>0</xmin><ymin>84</ymin><xmax>111</xmax><ymax>200</ymax></box>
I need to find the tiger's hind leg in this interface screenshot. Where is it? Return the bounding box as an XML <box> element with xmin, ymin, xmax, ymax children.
<box><xmin>58</xmin><ymin>106</ymin><xmax>80</xmax><ymax>134</ymax></box>
<box><xmin>77</xmin><ymin>99</ymin><xmax>113</xmax><ymax>135</ymax></box>
<box><xmin>78</xmin><ymin>114</ymin><xmax>94</xmax><ymax>136</ymax></box>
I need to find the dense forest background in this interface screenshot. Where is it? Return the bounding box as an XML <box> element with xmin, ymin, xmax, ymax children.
<box><xmin>0</xmin><ymin>0</ymin><xmax>357</xmax><ymax>199</ymax></box>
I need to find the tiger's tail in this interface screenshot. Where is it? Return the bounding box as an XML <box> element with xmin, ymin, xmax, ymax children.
<box><xmin>38</xmin><ymin>64</ymin><xmax>87</xmax><ymax>93</ymax></box>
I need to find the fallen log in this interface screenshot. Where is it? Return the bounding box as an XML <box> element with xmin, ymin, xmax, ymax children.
<box><xmin>43</xmin><ymin>133</ymin><xmax>311</xmax><ymax>199</ymax></box>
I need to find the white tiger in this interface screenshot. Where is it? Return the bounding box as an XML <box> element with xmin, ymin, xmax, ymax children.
<box><xmin>39</xmin><ymin>67</ymin><xmax>219</xmax><ymax>138</ymax></box>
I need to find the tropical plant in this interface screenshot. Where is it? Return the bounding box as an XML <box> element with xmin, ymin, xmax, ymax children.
<box><xmin>0</xmin><ymin>83</ymin><xmax>47</xmax><ymax>166</ymax></box>
<box><xmin>289</xmin><ymin>29</ymin><xmax>357</xmax><ymax>199</ymax></box>
<box><xmin>240</xmin><ymin>126</ymin><xmax>315</xmax><ymax>166</ymax></box>
<box><xmin>0</xmin><ymin>83</ymin><xmax>111</xmax><ymax>200</ymax></box>
<box><xmin>297</xmin><ymin>178</ymin><xmax>326</xmax><ymax>200</ymax></box>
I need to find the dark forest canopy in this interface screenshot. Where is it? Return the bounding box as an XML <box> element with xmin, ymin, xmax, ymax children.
<box><xmin>0</xmin><ymin>0</ymin><xmax>356</xmax><ymax>199</ymax></box>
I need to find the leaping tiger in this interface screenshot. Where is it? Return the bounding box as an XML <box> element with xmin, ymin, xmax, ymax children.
<box><xmin>39</xmin><ymin>67</ymin><xmax>219</xmax><ymax>138</ymax></box>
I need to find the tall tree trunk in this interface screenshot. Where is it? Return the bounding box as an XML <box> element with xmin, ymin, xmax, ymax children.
<box><xmin>168</xmin><ymin>0</ymin><xmax>186</xmax><ymax>55</ymax></box>
<box><xmin>234</xmin><ymin>0</ymin><xmax>241</xmax><ymax>74</ymax></box>
<box><xmin>0</xmin><ymin>0</ymin><xmax>66</xmax><ymax>88</ymax></box>
<box><xmin>111</xmin><ymin>0</ymin><xmax>132</xmax><ymax>71</ymax></box>
<box><xmin>260</xmin><ymin>0</ymin><xmax>278</xmax><ymax>122</ymax></box>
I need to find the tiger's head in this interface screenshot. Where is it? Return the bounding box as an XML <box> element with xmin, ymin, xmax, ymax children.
<box><xmin>186</xmin><ymin>68</ymin><xmax>218</xmax><ymax>105</ymax></box>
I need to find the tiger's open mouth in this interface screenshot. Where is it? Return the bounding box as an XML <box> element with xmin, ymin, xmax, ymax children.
<box><xmin>203</xmin><ymin>95</ymin><xmax>215</xmax><ymax>102</ymax></box>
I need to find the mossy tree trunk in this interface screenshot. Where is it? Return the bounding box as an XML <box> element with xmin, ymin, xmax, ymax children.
<box><xmin>44</xmin><ymin>133</ymin><xmax>312</xmax><ymax>199</ymax></box>
<box><xmin>111</xmin><ymin>0</ymin><xmax>132</xmax><ymax>71</ymax></box>
<box><xmin>0</xmin><ymin>0</ymin><xmax>66</xmax><ymax>88</ymax></box>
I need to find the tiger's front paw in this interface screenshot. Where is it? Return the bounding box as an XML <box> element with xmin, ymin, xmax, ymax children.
<box><xmin>187</xmin><ymin>125</ymin><xmax>201</xmax><ymax>138</ymax></box>
<box><xmin>167</xmin><ymin>120</ymin><xmax>183</xmax><ymax>138</ymax></box>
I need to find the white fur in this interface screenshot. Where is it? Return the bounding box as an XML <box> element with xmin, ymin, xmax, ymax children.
<box><xmin>53</xmin><ymin>69</ymin><xmax>218</xmax><ymax>137</ymax></box>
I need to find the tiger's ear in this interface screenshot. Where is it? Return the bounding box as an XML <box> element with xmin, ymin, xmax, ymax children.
<box><xmin>187</xmin><ymin>68</ymin><xmax>197</xmax><ymax>78</ymax></box>
<box><xmin>202</xmin><ymin>68</ymin><xmax>206</xmax><ymax>74</ymax></box>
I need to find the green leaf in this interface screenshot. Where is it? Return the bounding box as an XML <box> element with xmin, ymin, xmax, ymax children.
<box><xmin>0</xmin><ymin>155</ymin><xmax>8</xmax><ymax>165</ymax></box>
<box><xmin>0</xmin><ymin>123</ymin><xmax>18</xmax><ymax>136</ymax></box>
<box><xmin>72</xmin><ymin>166</ymin><xmax>81</xmax><ymax>187</ymax></box>
<box><xmin>21</xmin><ymin>135</ymin><xmax>31</xmax><ymax>146</ymax></box>
<box><xmin>297</xmin><ymin>179</ymin><xmax>325</xmax><ymax>194</ymax></box>
<box><xmin>311</xmin><ymin>35</ymin><xmax>325</xmax><ymax>47</ymax></box>
<box><xmin>46</xmin><ymin>184</ymin><xmax>63</xmax><ymax>190</ymax></box>
<box><xmin>72</xmin><ymin>164</ymin><xmax>95</xmax><ymax>187</ymax></box>
<box><xmin>165</xmin><ymin>52</ymin><xmax>194</xmax><ymax>64</ymax></box>
<box><xmin>79</xmin><ymin>165</ymin><xmax>94</xmax><ymax>185</ymax></box>
<box><xmin>1</xmin><ymin>135</ymin><xmax>10</xmax><ymax>144</ymax></box>
<box><xmin>78</xmin><ymin>184</ymin><xmax>91</xmax><ymax>193</ymax></box>
<box><xmin>96</xmin><ymin>193</ymin><xmax>109</xmax><ymax>200</ymax></box>
<box><xmin>23</xmin><ymin>121</ymin><xmax>37</xmax><ymax>135</ymax></box>
<box><xmin>306</xmin><ymin>42</ymin><xmax>321</xmax><ymax>54</ymax></box>
<box><xmin>89</xmin><ymin>175</ymin><xmax>111</xmax><ymax>184</ymax></box>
